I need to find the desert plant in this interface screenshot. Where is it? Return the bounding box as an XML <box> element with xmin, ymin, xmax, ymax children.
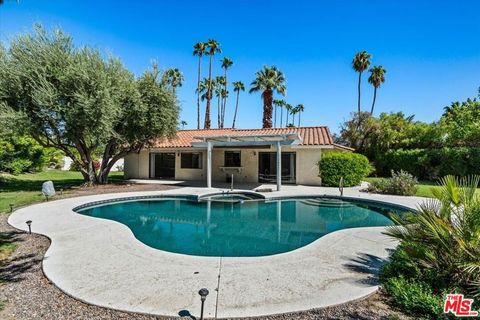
<box><xmin>385</xmin><ymin>175</ymin><xmax>480</xmax><ymax>297</ymax></box>
<box><xmin>319</xmin><ymin>152</ymin><xmax>372</xmax><ymax>187</ymax></box>
<box><xmin>367</xmin><ymin>170</ymin><xmax>417</xmax><ymax>196</ymax></box>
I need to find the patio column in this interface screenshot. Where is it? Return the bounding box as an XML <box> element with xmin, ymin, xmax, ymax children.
<box><xmin>207</xmin><ymin>141</ymin><xmax>212</xmax><ymax>188</ymax></box>
<box><xmin>276</xmin><ymin>141</ymin><xmax>282</xmax><ymax>191</ymax></box>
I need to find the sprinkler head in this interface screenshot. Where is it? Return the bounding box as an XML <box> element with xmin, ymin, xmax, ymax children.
<box><xmin>198</xmin><ymin>288</ymin><xmax>209</xmax><ymax>301</ymax></box>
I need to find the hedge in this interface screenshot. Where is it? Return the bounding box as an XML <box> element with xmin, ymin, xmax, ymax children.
<box><xmin>319</xmin><ymin>152</ymin><xmax>372</xmax><ymax>187</ymax></box>
<box><xmin>375</xmin><ymin>147</ymin><xmax>480</xmax><ymax>180</ymax></box>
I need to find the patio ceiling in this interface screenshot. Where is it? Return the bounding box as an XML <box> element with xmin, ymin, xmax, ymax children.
<box><xmin>191</xmin><ymin>133</ymin><xmax>302</xmax><ymax>147</ymax></box>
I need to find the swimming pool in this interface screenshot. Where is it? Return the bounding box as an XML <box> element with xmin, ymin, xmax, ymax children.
<box><xmin>76</xmin><ymin>197</ymin><xmax>408</xmax><ymax>257</ymax></box>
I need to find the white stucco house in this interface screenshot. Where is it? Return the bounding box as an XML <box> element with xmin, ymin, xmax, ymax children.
<box><xmin>124</xmin><ymin>126</ymin><xmax>352</xmax><ymax>190</ymax></box>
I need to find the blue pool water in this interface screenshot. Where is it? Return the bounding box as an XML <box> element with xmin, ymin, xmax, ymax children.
<box><xmin>76</xmin><ymin>197</ymin><xmax>408</xmax><ymax>257</ymax></box>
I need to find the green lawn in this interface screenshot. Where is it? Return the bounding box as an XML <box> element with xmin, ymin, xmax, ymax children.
<box><xmin>0</xmin><ymin>170</ymin><xmax>124</xmax><ymax>214</ymax></box>
<box><xmin>364</xmin><ymin>177</ymin><xmax>480</xmax><ymax>198</ymax></box>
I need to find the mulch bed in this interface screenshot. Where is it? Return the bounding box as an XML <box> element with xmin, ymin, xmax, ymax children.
<box><xmin>0</xmin><ymin>184</ymin><xmax>408</xmax><ymax>320</ymax></box>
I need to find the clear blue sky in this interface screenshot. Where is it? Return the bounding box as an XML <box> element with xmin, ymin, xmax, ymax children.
<box><xmin>1</xmin><ymin>0</ymin><xmax>479</xmax><ymax>132</ymax></box>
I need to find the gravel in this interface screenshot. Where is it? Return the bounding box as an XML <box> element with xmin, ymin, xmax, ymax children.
<box><xmin>0</xmin><ymin>184</ymin><xmax>409</xmax><ymax>320</ymax></box>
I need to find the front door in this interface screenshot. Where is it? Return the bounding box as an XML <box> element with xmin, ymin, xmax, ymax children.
<box><xmin>150</xmin><ymin>153</ymin><xmax>175</xmax><ymax>179</ymax></box>
<box><xmin>258</xmin><ymin>152</ymin><xmax>296</xmax><ymax>183</ymax></box>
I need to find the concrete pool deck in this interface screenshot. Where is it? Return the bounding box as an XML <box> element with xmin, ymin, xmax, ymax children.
<box><xmin>8</xmin><ymin>185</ymin><xmax>426</xmax><ymax>318</ymax></box>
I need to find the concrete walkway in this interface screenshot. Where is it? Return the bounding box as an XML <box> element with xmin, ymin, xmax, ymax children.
<box><xmin>8</xmin><ymin>186</ymin><xmax>426</xmax><ymax>318</ymax></box>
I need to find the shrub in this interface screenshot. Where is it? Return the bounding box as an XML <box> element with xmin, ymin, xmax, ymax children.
<box><xmin>382</xmin><ymin>277</ymin><xmax>445</xmax><ymax>318</ymax></box>
<box><xmin>381</xmin><ymin>175</ymin><xmax>480</xmax><ymax>317</ymax></box>
<box><xmin>367</xmin><ymin>170</ymin><xmax>418</xmax><ymax>196</ymax></box>
<box><xmin>0</xmin><ymin>135</ymin><xmax>49</xmax><ymax>174</ymax></box>
<box><xmin>376</xmin><ymin>147</ymin><xmax>480</xmax><ymax>180</ymax></box>
<box><xmin>319</xmin><ymin>152</ymin><xmax>372</xmax><ymax>187</ymax></box>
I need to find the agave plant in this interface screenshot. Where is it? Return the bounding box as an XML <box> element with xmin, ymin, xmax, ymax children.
<box><xmin>385</xmin><ymin>175</ymin><xmax>480</xmax><ymax>296</ymax></box>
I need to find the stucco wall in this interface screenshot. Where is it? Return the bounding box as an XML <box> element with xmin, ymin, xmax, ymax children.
<box><xmin>124</xmin><ymin>146</ymin><xmax>343</xmax><ymax>186</ymax></box>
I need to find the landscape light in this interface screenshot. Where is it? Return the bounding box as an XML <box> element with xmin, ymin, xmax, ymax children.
<box><xmin>198</xmin><ymin>288</ymin><xmax>209</xmax><ymax>320</ymax></box>
<box><xmin>26</xmin><ymin>220</ymin><xmax>32</xmax><ymax>234</ymax></box>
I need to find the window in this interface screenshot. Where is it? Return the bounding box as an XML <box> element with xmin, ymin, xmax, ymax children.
<box><xmin>181</xmin><ymin>152</ymin><xmax>202</xmax><ymax>169</ymax></box>
<box><xmin>224</xmin><ymin>151</ymin><xmax>241</xmax><ymax>167</ymax></box>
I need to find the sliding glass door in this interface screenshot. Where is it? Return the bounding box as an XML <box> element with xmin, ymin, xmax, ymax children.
<box><xmin>150</xmin><ymin>153</ymin><xmax>175</xmax><ymax>179</ymax></box>
<box><xmin>258</xmin><ymin>152</ymin><xmax>296</xmax><ymax>184</ymax></box>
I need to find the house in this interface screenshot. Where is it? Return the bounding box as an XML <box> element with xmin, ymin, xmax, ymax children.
<box><xmin>124</xmin><ymin>126</ymin><xmax>352</xmax><ymax>189</ymax></box>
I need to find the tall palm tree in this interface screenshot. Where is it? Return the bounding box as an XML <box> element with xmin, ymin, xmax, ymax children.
<box><xmin>180</xmin><ymin>120</ymin><xmax>187</xmax><ymax>129</ymax></box>
<box><xmin>196</xmin><ymin>78</ymin><xmax>210</xmax><ymax>103</ymax></box>
<box><xmin>273</xmin><ymin>99</ymin><xmax>285</xmax><ymax>128</ymax></box>
<box><xmin>285</xmin><ymin>103</ymin><xmax>293</xmax><ymax>127</ymax></box>
<box><xmin>296</xmin><ymin>104</ymin><xmax>304</xmax><ymax>127</ymax></box>
<box><xmin>290</xmin><ymin>106</ymin><xmax>299</xmax><ymax>127</ymax></box>
<box><xmin>162</xmin><ymin>68</ymin><xmax>184</xmax><ymax>96</ymax></box>
<box><xmin>367</xmin><ymin>66</ymin><xmax>386</xmax><ymax>115</ymax></box>
<box><xmin>221</xmin><ymin>57</ymin><xmax>233</xmax><ymax>128</ymax></box>
<box><xmin>193</xmin><ymin>42</ymin><xmax>207</xmax><ymax>129</ymax></box>
<box><xmin>215</xmin><ymin>76</ymin><xmax>226</xmax><ymax>128</ymax></box>
<box><xmin>249</xmin><ymin>66</ymin><xmax>286</xmax><ymax>128</ymax></box>
<box><xmin>232</xmin><ymin>81</ymin><xmax>244</xmax><ymax>128</ymax></box>
<box><xmin>352</xmin><ymin>51</ymin><xmax>372</xmax><ymax>114</ymax></box>
<box><xmin>204</xmin><ymin>39</ymin><xmax>221</xmax><ymax>129</ymax></box>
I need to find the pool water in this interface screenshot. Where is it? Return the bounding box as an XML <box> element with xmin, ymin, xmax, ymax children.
<box><xmin>76</xmin><ymin>197</ymin><xmax>407</xmax><ymax>257</ymax></box>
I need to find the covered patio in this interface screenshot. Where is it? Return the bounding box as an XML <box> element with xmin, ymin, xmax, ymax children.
<box><xmin>192</xmin><ymin>133</ymin><xmax>301</xmax><ymax>191</ymax></box>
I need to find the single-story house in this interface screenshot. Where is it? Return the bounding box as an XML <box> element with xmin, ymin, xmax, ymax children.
<box><xmin>124</xmin><ymin>126</ymin><xmax>352</xmax><ymax>189</ymax></box>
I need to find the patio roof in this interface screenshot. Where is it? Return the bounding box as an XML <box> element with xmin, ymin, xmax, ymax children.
<box><xmin>191</xmin><ymin>133</ymin><xmax>302</xmax><ymax>147</ymax></box>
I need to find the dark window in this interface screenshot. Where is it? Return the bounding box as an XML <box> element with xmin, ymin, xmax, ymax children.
<box><xmin>224</xmin><ymin>151</ymin><xmax>241</xmax><ymax>167</ymax></box>
<box><xmin>181</xmin><ymin>152</ymin><xmax>202</xmax><ymax>169</ymax></box>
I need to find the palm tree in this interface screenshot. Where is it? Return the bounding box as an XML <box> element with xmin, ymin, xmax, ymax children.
<box><xmin>352</xmin><ymin>51</ymin><xmax>372</xmax><ymax>114</ymax></box>
<box><xmin>162</xmin><ymin>68</ymin><xmax>184</xmax><ymax>96</ymax></box>
<box><xmin>221</xmin><ymin>57</ymin><xmax>233</xmax><ymax>128</ymax></box>
<box><xmin>273</xmin><ymin>99</ymin><xmax>285</xmax><ymax>128</ymax></box>
<box><xmin>196</xmin><ymin>78</ymin><xmax>210</xmax><ymax>103</ymax></box>
<box><xmin>204</xmin><ymin>39</ymin><xmax>221</xmax><ymax>129</ymax></box>
<box><xmin>296</xmin><ymin>104</ymin><xmax>304</xmax><ymax>127</ymax></box>
<box><xmin>232</xmin><ymin>81</ymin><xmax>245</xmax><ymax>128</ymax></box>
<box><xmin>290</xmin><ymin>106</ymin><xmax>299</xmax><ymax>127</ymax></box>
<box><xmin>193</xmin><ymin>42</ymin><xmax>207</xmax><ymax>129</ymax></box>
<box><xmin>249</xmin><ymin>66</ymin><xmax>286</xmax><ymax>128</ymax></box>
<box><xmin>215</xmin><ymin>76</ymin><xmax>226</xmax><ymax>128</ymax></box>
<box><xmin>367</xmin><ymin>66</ymin><xmax>386</xmax><ymax>115</ymax></box>
<box><xmin>180</xmin><ymin>120</ymin><xmax>187</xmax><ymax>129</ymax></box>
<box><xmin>285</xmin><ymin>103</ymin><xmax>293</xmax><ymax>127</ymax></box>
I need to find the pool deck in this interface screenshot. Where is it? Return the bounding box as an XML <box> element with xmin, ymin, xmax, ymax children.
<box><xmin>8</xmin><ymin>185</ymin><xmax>426</xmax><ymax>319</ymax></box>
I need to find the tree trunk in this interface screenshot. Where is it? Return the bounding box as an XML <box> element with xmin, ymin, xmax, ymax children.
<box><xmin>222</xmin><ymin>69</ymin><xmax>227</xmax><ymax>128</ymax></box>
<box><xmin>204</xmin><ymin>55</ymin><xmax>213</xmax><ymax>129</ymax></box>
<box><xmin>217</xmin><ymin>95</ymin><xmax>221</xmax><ymax>128</ymax></box>
<box><xmin>262</xmin><ymin>89</ymin><xmax>273</xmax><ymax>128</ymax></box>
<box><xmin>370</xmin><ymin>86</ymin><xmax>377</xmax><ymax>115</ymax></box>
<box><xmin>232</xmin><ymin>91</ymin><xmax>239</xmax><ymax>128</ymax></box>
<box><xmin>357</xmin><ymin>71</ymin><xmax>362</xmax><ymax>114</ymax></box>
<box><xmin>285</xmin><ymin>110</ymin><xmax>289</xmax><ymax>127</ymax></box>
<box><xmin>298</xmin><ymin>112</ymin><xmax>301</xmax><ymax>127</ymax></box>
<box><xmin>273</xmin><ymin>105</ymin><xmax>277</xmax><ymax>128</ymax></box>
<box><xmin>280</xmin><ymin>106</ymin><xmax>283</xmax><ymax>128</ymax></box>
<box><xmin>197</xmin><ymin>55</ymin><xmax>202</xmax><ymax>129</ymax></box>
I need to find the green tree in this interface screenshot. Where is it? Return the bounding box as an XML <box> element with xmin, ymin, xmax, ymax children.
<box><xmin>220</xmin><ymin>57</ymin><xmax>233</xmax><ymax>128</ymax></box>
<box><xmin>290</xmin><ymin>106</ymin><xmax>299</xmax><ymax>127</ymax></box>
<box><xmin>193</xmin><ymin>42</ymin><xmax>207</xmax><ymax>129</ymax></box>
<box><xmin>204</xmin><ymin>39</ymin><xmax>221</xmax><ymax>129</ymax></box>
<box><xmin>441</xmin><ymin>98</ymin><xmax>480</xmax><ymax>146</ymax></box>
<box><xmin>249</xmin><ymin>66</ymin><xmax>286</xmax><ymax>128</ymax></box>
<box><xmin>352</xmin><ymin>51</ymin><xmax>372</xmax><ymax>114</ymax></box>
<box><xmin>368</xmin><ymin>65</ymin><xmax>386</xmax><ymax>115</ymax></box>
<box><xmin>231</xmin><ymin>81</ymin><xmax>244</xmax><ymax>128</ymax></box>
<box><xmin>0</xmin><ymin>25</ymin><xmax>179</xmax><ymax>184</ymax></box>
<box><xmin>296</xmin><ymin>103</ymin><xmax>304</xmax><ymax>126</ymax></box>
<box><xmin>162</xmin><ymin>68</ymin><xmax>184</xmax><ymax>96</ymax></box>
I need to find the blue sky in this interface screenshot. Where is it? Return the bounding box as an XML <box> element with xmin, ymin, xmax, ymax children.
<box><xmin>1</xmin><ymin>0</ymin><xmax>479</xmax><ymax>132</ymax></box>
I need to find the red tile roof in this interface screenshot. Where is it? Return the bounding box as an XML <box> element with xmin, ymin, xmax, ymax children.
<box><xmin>152</xmin><ymin>126</ymin><xmax>347</xmax><ymax>149</ymax></box>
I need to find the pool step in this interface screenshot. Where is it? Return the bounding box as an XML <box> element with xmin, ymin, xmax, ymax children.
<box><xmin>300</xmin><ymin>198</ymin><xmax>355</xmax><ymax>208</ymax></box>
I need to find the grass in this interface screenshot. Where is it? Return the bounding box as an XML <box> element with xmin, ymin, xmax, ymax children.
<box><xmin>0</xmin><ymin>170</ymin><xmax>124</xmax><ymax>214</ymax></box>
<box><xmin>365</xmin><ymin>177</ymin><xmax>480</xmax><ymax>198</ymax></box>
